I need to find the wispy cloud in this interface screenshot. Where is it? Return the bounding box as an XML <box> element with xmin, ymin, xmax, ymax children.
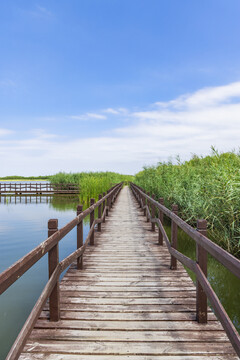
<box><xmin>103</xmin><ymin>108</ymin><xmax>128</xmax><ymax>115</ymax></box>
<box><xmin>0</xmin><ymin>79</ymin><xmax>17</xmax><ymax>89</ymax></box>
<box><xmin>69</xmin><ymin>113</ymin><xmax>107</xmax><ymax>121</ymax></box>
<box><xmin>154</xmin><ymin>82</ymin><xmax>240</xmax><ymax>110</ymax></box>
<box><xmin>103</xmin><ymin>108</ymin><xmax>119</xmax><ymax>114</ymax></box>
<box><xmin>1</xmin><ymin>81</ymin><xmax>240</xmax><ymax>175</ymax></box>
<box><xmin>0</xmin><ymin>129</ymin><xmax>13</xmax><ymax>137</ymax></box>
<box><xmin>24</xmin><ymin>4</ymin><xmax>53</xmax><ymax>19</ymax></box>
<box><xmin>30</xmin><ymin>129</ymin><xmax>58</xmax><ymax>139</ymax></box>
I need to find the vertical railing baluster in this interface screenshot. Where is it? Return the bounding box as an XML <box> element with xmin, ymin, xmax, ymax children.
<box><xmin>143</xmin><ymin>190</ymin><xmax>146</xmax><ymax>216</ymax></box>
<box><xmin>48</xmin><ymin>219</ymin><xmax>60</xmax><ymax>321</ymax></box>
<box><xmin>151</xmin><ymin>195</ymin><xmax>155</xmax><ymax>231</ymax></box>
<box><xmin>90</xmin><ymin>198</ymin><xmax>95</xmax><ymax>245</ymax></box>
<box><xmin>171</xmin><ymin>204</ymin><xmax>178</xmax><ymax>270</ymax></box>
<box><xmin>158</xmin><ymin>197</ymin><xmax>164</xmax><ymax>245</ymax></box>
<box><xmin>102</xmin><ymin>192</ymin><xmax>106</xmax><ymax>222</ymax></box>
<box><xmin>106</xmin><ymin>190</ymin><xmax>109</xmax><ymax>216</ymax></box>
<box><xmin>146</xmin><ymin>192</ymin><xmax>150</xmax><ymax>222</ymax></box>
<box><xmin>98</xmin><ymin>194</ymin><xmax>102</xmax><ymax>231</ymax></box>
<box><xmin>196</xmin><ymin>219</ymin><xmax>208</xmax><ymax>323</ymax></box>
<box><xmin>77</xmin><ymin>205</ymin><xmax>83</xmax><ymax>270</ymax></box>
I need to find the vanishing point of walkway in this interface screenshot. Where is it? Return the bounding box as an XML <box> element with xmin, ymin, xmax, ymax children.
<box><xmin>19</xmin><ymin>186</ymin><xmax>238</xmax><ymax>359</ymax></box>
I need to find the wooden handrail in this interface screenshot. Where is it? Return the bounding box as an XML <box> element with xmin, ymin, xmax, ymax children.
<box><xmin>130</xmin><ymin>182</ymin><xmax>240</xmax><ymax>357</ymax></box>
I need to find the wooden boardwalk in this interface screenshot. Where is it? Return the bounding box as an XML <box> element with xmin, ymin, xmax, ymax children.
<box><xmin>19</xmin><ymin>186</ymin><xmax>238</xmax><ymax>359</ymax></box>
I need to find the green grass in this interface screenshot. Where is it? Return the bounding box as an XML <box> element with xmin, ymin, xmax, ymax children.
<box><xmin>50</xmin><ymin>171</ymin><xmax>133</xmax><ymax>199</ymax></box>
<box><xmin>135</xmin><ymin>149</ymin><xmax>240</xmax><ymax>257</ymax></box>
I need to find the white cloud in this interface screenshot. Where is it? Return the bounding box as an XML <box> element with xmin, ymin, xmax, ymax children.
<box><xmin>0</xmin><ymin>79</ymin><xmax>17</xmax><ymax>88</ymax></box>
<box><xmin>0</xmin><ymin>129</ymin><xmax>13</xmax><ymax>137</ymax></box>
<box><xmin>30</xmin><ymin>129</ymin><xmax>58</xmax><ymax>139</ymax></box>
<box><xmin>70</xmin><ymin>113</ymin><xmax>107</xmax><ymax>120</ymax></box>
<box><xmin>103</xmin><ymin>108</ymin><xmax>119</xmax><ymax>114</ymax></box>
<box><xmin>23</xmin><ymin>4</ymin><xmax>53</xmax><ymax>19</ymax></box>
<box><xmin>35</xmin><ymin>5</ymin><xmax>52</xmax><ymax>17</ymax></box>
<box><xmin>103</xmin><ymin>108</ymin><xmax>128</xmax><ymax>115</ymax></box>
<box><xmin>155</xmin><ymin>81</ymin><xmax>240</xmax><ymax>110</ymax></box>
<box><xmin>1</xmin><ymin>81</ymin><xmax>240</xmax><ymax>176</ymax></box>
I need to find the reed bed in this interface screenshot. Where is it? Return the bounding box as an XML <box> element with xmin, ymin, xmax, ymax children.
<box><xmin>135</xmin><ymin>150</ymin><xmax>240</xmax><ymax>257</ymax></box>
<box><xmin>50</xmin><ymin>171</ymin><xmax>133</xmax><ymax>199</ymax></box>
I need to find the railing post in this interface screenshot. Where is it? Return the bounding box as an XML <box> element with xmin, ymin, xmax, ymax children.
<box><xmin>106</xmin><ymin>190</ymin><xmax>109</xmax><ymax>216</ymax></box>
<box><xmin>139</xmin><ymin>190</ymin><xmax>142</xmax><ymax>207</ymax></box>
<box><xmin>143</xmin><ymin>190</ymin><xmax>146</xmax><ymax>216</ymax></box>
<box><xmin>139</xmin><ymin>189</ymin><xmax>142</xmax><ymax>209</ymax></box>
<box><xmin>98</xmin><ymin>194</ymin><xmax>102</xmax><ymax>231</ymax></box>
<box><xmin>170</xmin><ymin>204</ymin><xmax>178</xmax><ymax>270</ymax></box>
<box><xmin>90</xmin><ymin>198</ymin><xmax>95</xmax><ymax>245</ymax></box>
<box><xmin>196</xmin><ymin>219</ymin><xmax>208</xmax><ymax>323</ymax></box>
<box><xmin>146</xmin><ymin>192</ymin><xmax>150</xmax><ymax>222</ymax></box>
<box><xmin>142</xmin><ymin>190</ymin><xmax>145</xmax><ymax>211</ymax></box>
<box><xmin>102</xmin><ymin>192</ymin><xmax>106</xmax><ymax>222</ymax></box>
<box><xmin>48</xmin><ymin>219</ymin><xmax>60</xmax><ymax>321</ymax></box>
<box><xmin>77</xmin><ymin>205</ymin><xmax>83</xmax><ymax>270</ymax></box>
<box><xmin>151</xmin><ymin>195</ymin><xmax>156</xmax><ymax>231</ymax></box>
<box><xmin>158</xmin><ymin>197</ymin><xmax>164</xmax><ymax>245</ymax></box>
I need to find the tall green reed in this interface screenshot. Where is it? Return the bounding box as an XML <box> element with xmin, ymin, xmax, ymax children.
<box><xmin>135</xmin><ymin>150</ymin><xmax>240</xmax><ymax>257</ymax></box>
<box><xmin>50</xmin><ymin>171</ymin><xmax>133</xmax><ymax>199</ymax></box>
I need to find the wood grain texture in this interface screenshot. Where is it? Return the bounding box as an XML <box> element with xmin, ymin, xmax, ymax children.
<box><xmin>19</xmin><ymin>186</ymin><xmax>237</xmax><ymax>359</ymax></box>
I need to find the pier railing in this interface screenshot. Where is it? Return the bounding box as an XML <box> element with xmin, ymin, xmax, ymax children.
<box><xmin>130</xmin><ymin>182</ymin><xmax>240</xmax><ymax>357</ymax></box>
<box><xmin>0</xmin><ymin>182</ymin><xmax>123</xmax><ymax>360</ymax></box>
<box><xmin>0</xmin><ymin>182</ymin><xmax>80</xmax><ymax>194</ymax></box>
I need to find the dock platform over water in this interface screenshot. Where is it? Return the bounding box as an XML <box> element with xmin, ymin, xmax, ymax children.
<box><xmin>0</xmin><ymin>182</ymin><xmax>79</xmax><ymax>195</ymax></box>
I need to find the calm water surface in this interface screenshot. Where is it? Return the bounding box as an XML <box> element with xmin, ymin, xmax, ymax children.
<box><xmin>0</xmin><ymin>189</ymin><xmax>90</xmax><ymax>359</ymax></box>
<box><xmin>0</xmin><ymin>187</ymin><xmax>240</xmax><ymax>358</ymax></box>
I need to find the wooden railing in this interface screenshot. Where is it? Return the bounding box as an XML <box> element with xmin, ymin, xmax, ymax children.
<box><xmin>130</xmin><ymin>182</ymin><xmax>240</xmax><ymax>358</ymax></box>
<box><xmin>0</xmin><ymin>183</ymin><xmax>80</xmax><ymax>194</ymax></box>
<box><xmin>0</xmin><ymin>182</ymin><xmax>123</xmax><ymax>360</ymax></box>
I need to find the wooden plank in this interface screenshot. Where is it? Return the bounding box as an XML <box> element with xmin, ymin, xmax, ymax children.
<box><xmin>58</xmin><ymin>296</ymin><xmax>197</xmax><ymax>305</ymax></box>
<box><xmin>19</xmin><ymin>355</ymin><xmax>239</xmax><ymax>360</ymax></box>
<box><xmin>40</xmin><ymin>310</ymin><xmax>217</xmax><ymax>321</ymax></box>
<box><xmin>59</xmin><ymin>285</ymin><xmax>196</xmax><ymax>291</ymax></box>
<box><xmin>34</xmin><ymin>319</ymin><xmax>223</xmax><ymax>331</ymax></box>
<box><xmin>29</xmin><ymin>329</ymin><xmax>229</xmax><ymax>342</ymax></box>
<box><xmin>22</xmin><ymin>341</ymin><xmax>237</xmax><ymax>355</ymax></box>
<box><xmin>59</xmin><ymin>290</ymin><xmax>197</xmax><ymax>298</ymax></box>
<box><xmin>42</xmin><ymin>303</ymin><xmax>200</xmax><ymax>312</ymax></box>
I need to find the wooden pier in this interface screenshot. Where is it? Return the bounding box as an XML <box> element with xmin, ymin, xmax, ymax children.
<box><xmin>0</xmin><ymin>182</ymin><xmax>79</xmax><ymax>194</ymax></box>
<box><xmin>0</xmin><ymin>184</ymin><xmax>240</xmax><ymax>359</ymax></box>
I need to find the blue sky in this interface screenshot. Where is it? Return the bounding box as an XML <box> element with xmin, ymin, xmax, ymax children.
<box><xmin>1</xmin><ymin>0</ymin><xmax>240</xmax><ymax>175</ymax></box>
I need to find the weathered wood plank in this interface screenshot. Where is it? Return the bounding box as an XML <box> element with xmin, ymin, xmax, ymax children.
<box><xmin>58</xmin><ymin>296</ymin><xmax>197</xmax><ymax>305</ymax></box>
<box><xmin>40</xmin><ymin>310</ymin><xmax>217</xmax><ymax>321</ymax></box>
<box><xmin>22</xmin><ymin>341</ymin><xmax>237</xmax><ymax>355</ymax></box>
<box><xmin>34</xmin><ymin>319</ymin><xmax>223</xmax><ymax>331</ymax></box>
<box><xmin>19</xmin><ymin>355</ymin><xmax>239</xmax><ymax>360</ymax></box>
<box><xmin>29</xmin><ymin>329</ymin><xmax>229</xmax><ymax>342</ymax></box>
<box><xmin>59</xmin><ymin>290</ymin><xmax>197</xmax><ymax>298</ymax></box>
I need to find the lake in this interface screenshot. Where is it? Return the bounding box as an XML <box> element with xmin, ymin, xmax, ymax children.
<box><xmin>0</xmin><ymin>185</ymin><xmax>239</xmax><ymax>359</ymax></box>
<box><xmin>0</xmin><ymin>188</ymin><xmax>90</xmax><ymax>359</ymax></box>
